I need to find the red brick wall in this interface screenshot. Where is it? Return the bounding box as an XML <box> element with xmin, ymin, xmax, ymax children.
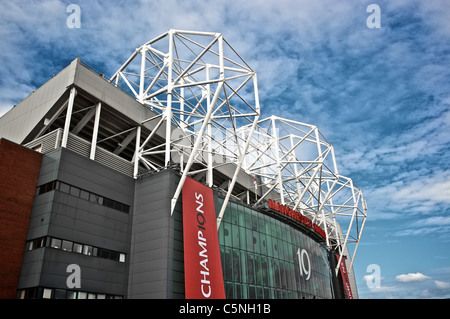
<box><xmin>0</xmin><ymin>139</ymin><xmax>42</xmax><ymax>299</ymax></box>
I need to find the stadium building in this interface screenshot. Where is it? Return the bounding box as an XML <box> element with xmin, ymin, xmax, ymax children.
<box><xmin>0</xmin><ymin>30</ymin><xmax>367</xmax><ymax>299</ymax></box>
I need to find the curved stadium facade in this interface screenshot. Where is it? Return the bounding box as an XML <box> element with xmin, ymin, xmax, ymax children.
<box><xmin>0</xmin><ymin>30</ymin><xmax>367</xmax><ymax>299</ymax></box>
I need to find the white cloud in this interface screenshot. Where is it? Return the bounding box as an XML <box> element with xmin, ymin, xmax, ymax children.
<box><xmin>392</xmin><ymin>171</ymin><xmax>450</xmax><ymax>204</ymax></box>
<box><xmin>360</xmin><ymin>271</ymin><xmax>450</xmax><ymax>298</ymax></box>
<box><xmin>396</xmin><ymin>273</ymin><xmax>431</xmax><ymax>283</ymax></box>
<box><xmin>434</xmin><ymin>280</ymin><xmax>450</xmax><ymax>290</ymax></box>
<box><xmin>413</xmin><ymin>216</ymin><xmax>450</xmax><ymax>227</ymax></box>
<box><xmin>359</xmin><ymin>166</ymin><xmax>450</xmax><ymax>223</ymax></box>
<box><xmin>368</xmin><ymin>285</ymin><xmax>400</xmax><ymax>294</ymax></box>
<box><xmin>1</xmin><ymin>1</ymin><xmax>449</xmax><ymax>234</ymax></box>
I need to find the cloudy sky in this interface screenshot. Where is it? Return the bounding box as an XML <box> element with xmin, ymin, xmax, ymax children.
<box><xmin>1</xmin><ymin>0</ymin><xmax>449</xmax><ymax>299</ymax></box>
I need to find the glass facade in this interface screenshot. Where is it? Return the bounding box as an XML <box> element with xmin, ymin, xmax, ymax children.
<box><xmin>218</xmin><ymin>198</ymin><xmax>334</xmax><ymax>299</ymax></box>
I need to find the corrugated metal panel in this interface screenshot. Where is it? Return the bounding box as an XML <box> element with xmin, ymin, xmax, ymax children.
<box><xmin>66</xmin><ymin>133</ymin><xmax>90</xmax><ymax>158</ymax></box>
<box><xmin>25</xmin><ymin>129</ymin><xmax>137</xmax><ymax>178</ymax></box>
<box><xmin>94</xmin><ymin>145</ymin><xmax>134</xmax><ymax>177</ymax></box>
<box><xmin>24</xmin><ymin>129</ymin><xmax>62</xmax><ymax>154</ymax></box>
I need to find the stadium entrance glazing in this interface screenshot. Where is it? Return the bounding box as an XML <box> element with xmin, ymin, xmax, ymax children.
<box><xmin>217</xmin><ymin>198</ymin><xmax>334</xmax><ymax>299</ymax></box>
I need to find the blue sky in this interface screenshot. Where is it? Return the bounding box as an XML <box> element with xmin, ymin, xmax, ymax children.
<box><xmin>1</xmin><ymin>0</ymin><xmax>449</xmax><ymax>298</ymax></box>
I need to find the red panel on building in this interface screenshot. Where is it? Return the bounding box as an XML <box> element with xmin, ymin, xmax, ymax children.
<box><xmin>0</xmin><ymin>139</ymin><xmax>42</xmax><ymax>299</ymax></box>
<box><xmin>336</xmin><ymin>254</ymin><xmax>353</xmax><ymax>299</ymax></box>
<box><xmin>182</xmin><ymin>177</ymin><xmax>225</xmax><ymax>299</ymax></box>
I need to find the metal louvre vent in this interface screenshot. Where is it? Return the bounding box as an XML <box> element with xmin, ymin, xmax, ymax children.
<box><xmin>25</xmin><ymin>129</ymin><xmax>136</xmax><ymax>177</ymax></box>
<box><xmin>24</xmin><ymin>129</ymin><xmax>62</xmax><ymax>154</ymax></box>
<box><xmin>67</xmin><ymin>133</ymin><xmax>90</xmax><ymax>158</ymax></box>
<box><xmin>93</xmin><ymin>145</ymin><xmax>134</xmax><ymax>177</ymax></box>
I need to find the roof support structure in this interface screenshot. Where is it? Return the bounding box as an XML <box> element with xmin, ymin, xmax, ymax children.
<box><xmin>90</xmin><ymin>102</ymin><xmax>101</xmax><ymax>160</ymax></box>
<box><xmin>110</xmin><ymin>29</ymin><xmax>261</xmax><ymax>217</ymax></box>
<box><xmin>109</xmin><ymin>29</ymin><xmax>367</xmax><ymax>274</ymax></box>
<box><xmin>240</xmin><ymin>116</ymin><xmax>367</xmax><ymax>274</ymax></box>
<box><xmin>61</xmin><ymin>87</ymin><xmax>77</xmax><ymax>148</ymax></box>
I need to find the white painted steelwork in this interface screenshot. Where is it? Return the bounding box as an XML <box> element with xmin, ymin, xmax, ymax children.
<box><xmin>110</xmin><ymin>29</ymin><xmax>366</xmax><ymax>274</ymax></box>
<box><xmin>110</xmin><ymin>29</ymin><xmax>260</xmax><ymax>217</ymax></box>
<box><xmin>239</xmin><ymin>116</ymin><xmax>367</xmax><ymax>273</ymax></box>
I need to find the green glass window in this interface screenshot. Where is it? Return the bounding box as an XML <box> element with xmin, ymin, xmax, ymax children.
<box><xmin>217</xmin><ymin>198</ymin><xmax>333</xmax><ymax>299</ymax></box>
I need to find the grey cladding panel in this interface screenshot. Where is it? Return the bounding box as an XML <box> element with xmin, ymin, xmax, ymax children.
<box><xmin>57</xmin><ymin>148</ymin><xmax>134</xmax><ymax>205</ymax></box>
<box><xmin>0</xmin><ymin>60</ymin><xmax>76</xmax><ymax>143</ymax></box>
<box><xmin>128</xmin><ymin>170</ymin><xmax>177</xmax><ymax>299</ymax></box>
<box><xmin>20</xmin><ymin>146</ymin><xmax>133</xmax><ymax>296</ymax></box>
<box><xmin>39</xmin><ymin>248</ymin><xmax>127</xmax><ymax>296</ymax></box>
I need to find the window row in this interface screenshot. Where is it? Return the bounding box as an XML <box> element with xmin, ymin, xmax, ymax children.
<box><xmin>18</xmin><ymin>287</ymin><xmax>123</xmax><ymax>299</ymax></box>
<box><xmin>27</xmin><ymin>236</ymin><xmax>126</xmax><ymax>263</ymax></box>
<box><xmin>220</xmin><ymin>247</ymin><xmax>332</xmax><ymax>294</ymax></box>
<box><xmin>217</xmin><ymin>198</ymin><xmax>334</xmax><ymax>299</ymax></box>
<box><xmin>37</xmin><ymin>180</ymin><xmax>130</xmax><ymax>214</ymax></box>
<box><xmin>219</xmin><ymin>220</ymin><xmax>330</xmax><ymax>276</ymax></box>
<box><xmin>224</xmin><ymin>281</ymin><xmax>327</xmax><ymax>299</ymax></box>
<box><xmin>220</xmin><ymin>200</ymin><xmax>323</xmax><ymax>249</ymax></box>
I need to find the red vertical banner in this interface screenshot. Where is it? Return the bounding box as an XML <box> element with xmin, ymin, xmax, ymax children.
<box><xmin>182</xmin><ymin>177</ymin><xmax>225</xmax><ymax>299</ymax></box>
<box><xmin>336</xmin><ymin>255</ymin><xmax>353</xmax><ymax>299</ymax></box>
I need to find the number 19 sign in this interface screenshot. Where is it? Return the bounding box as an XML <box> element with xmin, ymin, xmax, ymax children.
<box><xmin>297</xmin><ymin>248</ymin><xmax>311</xmax><ymax>280</ymax></box>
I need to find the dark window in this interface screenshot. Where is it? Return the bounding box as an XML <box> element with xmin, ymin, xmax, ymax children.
<box><xmin>66</xmin><ymin>291</ymin><xmax>77</xmax><ymax>299</ymax></box>
<box><xmin>98</xmin><ymin>248</ymin><xmax>110</xmax><ymax>259</ymax></box>
<box><xmin>101</xmin><ymin>197</ymin><xmax>130</xmax><ymax>214</ymax></box>
<box><xmin>20</xmin><ymin>287</ymin><xmax>123</xmax><ymax>299</ymax></box>
<box><xmin>120</xmin><ymin>203</ymin><xmax>130</xmax><ymax>213</ymax></box>
<box><xmin>38</xmin><ymin>181</ymin><xmax>57</xmax><ymax>195</ymax></box>
<box><xmin>54</xmin><ymin>289</ymin><xmax>66</xmax><ymax>299</ymax></box>
<box><xmin>38</xmin><ymin>180</ymin><xmax>130</xmax><ymax>214</ymax></box>
<box><xmin>103</xmin><ymin>198</ymin><xmax>115</xmax><ymax>209</ymax></box>
<box><xmin>109</xmin><ymin>251</ymin><xmax>119</xmax><ymax>261</ymax></box>
<box><xmin>26</xmin><ymin>237</ymin><xmax>126</xmax><ymax>264</ymax></box>
<box><xmin>24</xmin><ymin>287</ymin><xmax>41</xmax><ymax>299</ymax></box>
<box><xmin>28</xmin><ymin>237</ymin><xmax>46</xmax><ymax>250</ymax></box>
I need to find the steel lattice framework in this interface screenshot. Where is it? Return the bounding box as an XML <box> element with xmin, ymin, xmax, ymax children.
<box><xmin>110</xmin><ymin>29</ymin><xmax>367</xmax><ymax>273</ymax></box>
<box><xmin>110</xmin><ymin>29</ymin><xmax>260</xmax><ymax>219</ymax></box>
<box><xmin>239</xmin><ymin>116</ymin><xmax>367</xmax><ymax>272</ymax></box>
